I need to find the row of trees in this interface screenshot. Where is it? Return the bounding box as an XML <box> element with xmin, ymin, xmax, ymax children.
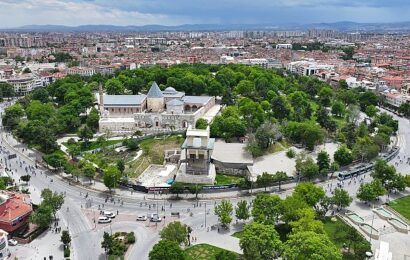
<box><xmin>356</xmin><ymin>160</ymin><xmax>410</xmax><ymax>203</ymax></box>
<box><xmin>206</xmin><ymin>182</ymin><xmax>355</xmax><ymax>259</ymax></box>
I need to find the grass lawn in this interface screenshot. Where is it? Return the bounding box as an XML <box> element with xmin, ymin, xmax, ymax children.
<box><xmin>231</xmin><ymin>230</ymin><xmax>244</xmax><ymax>239</ymax></box>
<box><xmin>389</xmin><ymin>195</ymin><xmax>410</xmax><ymax>221</ymax></box>
<box><xmin>215</xmin><ymin>174</ymin><xmax>244</xmax><ymax>185</ymax></box>
<box><xmin>322</xmin><ymin>217</ymin><xmax>370</xmax><ymax>259</ymax></box>
<box><xmin>185</xmin><ymin>244</ymin><xmax>239</xmax><ymax>260</ymax></box>
<box><xmin>125</xmin><ymin>135</ymin><xmax>184</xmax><ymax>178</ymax></box>
<box><xmin>64</xmin><ymin>139</ymin><xmax>124</xmax><ymax>152</ymax></box>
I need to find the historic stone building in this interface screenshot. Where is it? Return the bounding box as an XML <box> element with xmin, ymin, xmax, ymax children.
<box><xmin>98</xmin><ymin>82</ymin><xmax>218</xmax><ymax>134</ymax></box>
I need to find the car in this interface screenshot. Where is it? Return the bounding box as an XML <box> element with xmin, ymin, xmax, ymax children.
<box><xmin>103</xmin><ymin>211</ymin><xmax>115</xmax><ymax>218</ymax></box>
<box><xmin>150</xmin><ymin>213</ymin><xmax>162</xmax><ymax>222</ymax></box>
<box><xmin>8</xmin><ymin>239</ymin><xmax>18</xmax><ymax>246</ymax></box>
<box><xmin>136</xmin><ymin>215</ymin><xmax>147</xmax><ymax>221</ymax></box>
<box><xmin>98</xmin><ymin>216</ymin><xmax>112</xmax><ymax>224</ymax></box>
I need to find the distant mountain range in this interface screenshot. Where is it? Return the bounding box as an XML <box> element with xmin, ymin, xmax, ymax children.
<box><xmin>3</xmin><ymin>21</ymin><xmax>410</xmax><ymax>32</ymax></box>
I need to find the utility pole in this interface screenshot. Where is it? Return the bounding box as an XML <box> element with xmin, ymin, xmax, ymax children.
<box><xmin>204</xmin><ymin>202</ymin><xmax>207</xmax><ymax>228</ymax></box>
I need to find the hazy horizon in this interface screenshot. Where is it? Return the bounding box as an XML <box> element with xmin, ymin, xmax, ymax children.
<box><xmin>0</xmin><ymin>0</ymin><xmax>409</xmax><ymax>28</ymax></box>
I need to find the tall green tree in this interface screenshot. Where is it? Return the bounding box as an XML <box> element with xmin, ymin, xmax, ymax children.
<box><xmin>103</xmin><ymin>166</ymin><xmax>121</xmax><ymax>191</ymax></box>
<box><xmin>41</xmin><ymin>188</ymin><xmax>64</xmax><ymax>219</ymax></box>
<box><xmin>149</xmin><ymin>240</ymin><xmax>186</xmax><ymax>260</ymax></box>
<box><xmin>235</xmin><ymin>200</ymin><xmax>250</xmax><ymax>222</ymax></box>
<box><xmin>214</xmin><ymin>199</ymin><xmax>233</xmax><ymax>227</ymax></box>
<box><xmin>160</xmin><ymin>221</ymin><xmax>189</xmax><ymax>245</ymax></box>
<box><xmin>316</xmin><ymin>150</ymin><xmax>330</xmax><ymax>173</ymax></box>
<box><xmin>252</xmin><ymin>193</ymin><xmax>282</xmax><ymax>225</ymax></box>
<box><xmin>332</xmin><ymin>188</ymin><xmax>352</xmax><ymax>210</ymax></box>
<box><xmin>239</xmin><ymin>222</ymin><xmax>282</xmax><ymax>260</ymax></box>
<box><xmin>293</xmin><ymin>182</ymin><xmax>325</xmax><ymax>208</ymax></box>
<box><xmin>283</xmin><ymin>231</ymin><xmax>342</xmax><ymax>260</ymax></box>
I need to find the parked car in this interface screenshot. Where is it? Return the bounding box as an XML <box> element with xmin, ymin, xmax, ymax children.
<box><xmin>136</xmin><ymin>215</ymin><xmax>147</xmax><ymax>221</ymax></box>
<box><xmin>98</xmin><ymin>216</ymin><xmax>112</xmax><ymax>224</ymax></box>
<box><xmin>8</xmin><ymin>239</ymin><xmax>18</xmax><ymax>246</ymax></box>
<box><xmin>103</xmin><ymin>211</ymin><xmax>115</xmax><ymax>218</ymax></box>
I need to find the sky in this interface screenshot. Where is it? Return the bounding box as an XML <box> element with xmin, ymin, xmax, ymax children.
<box><xmin>0</xmin><ymin>0</ymin><xmax>410</xmax><ymax>27</ymax></box>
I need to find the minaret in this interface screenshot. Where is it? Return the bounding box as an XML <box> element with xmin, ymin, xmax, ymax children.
<box><xmin>98</xmin><ymin>83</ymin><xmax>104</xmax><ymax>113</ymax></box>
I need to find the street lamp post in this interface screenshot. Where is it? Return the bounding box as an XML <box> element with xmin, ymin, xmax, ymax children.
<box><xmin>204</xmin><ymin>202</ymin><xmax>207</xmax><ymax>228</ymax></box>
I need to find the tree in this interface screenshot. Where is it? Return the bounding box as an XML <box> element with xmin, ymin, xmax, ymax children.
<box><xmin>195</xmin><ymin>118</ymin><xmax>208</xmax><ymax>129</ymax></box>
<box><xmin>271</xmin><ymin>95</ymin><xmax>292</xmax><ymax>120</ymax></box>
<box><xmin>67</xmin><ymin>144</ymin><xmax>80</xmax><ymax>159</ymax></box>
<box><xmin>273</xmin><ymin>171</ymin><xmax>288</xmax><ymax>190</ymax></box>
<box><xmin>334</xmin><ymin>144</ymin><xmax>353</xmax><ymax>166</ymax></box>
<box><xmin>398</xmin><ymin>102</ymin><xmax>410</xmax><ymax>117</ymax></box>
<box><xmin>103</xmin><ymin>166</ymin><xmax>121</xmax><ymax>191</ymax></box>
<box><xmin>332</xmin><ymin>188</ymin><xmax>352</xmax><ymax>210</ymax></box>
<box><xmin>188</xmin><ymin>184</ymin><xmax>202</xmax><ymax>200</ymax></box>
<box><xmin>101</xmin><ymin>232</ymin><xmax>113</xmax><ymax>254</ymax></box>
<box><xmin>116</xmin><ymin>160</ymin><xmax>125</xmax><ymax>175</ymax></box>
<box><xmin>86</xmin><ymin>108</ymin><xmax>100</xmax><ymax>131</ymax></box>
<box><xmin>316</xmin><ymin>150</ymin><xmax>330</xmax><ymax>173</ymax></box>
<box><xmin>356</xmin><ymin>179</ymin><xmax>386</xmax><ymax>203</ymax></box>
<box><xmin>289</xmin><ymin>207</ymin><xmax>325</xmax><ymax>234</ymax></box>
<box><xmin>371</xmin><ymin>159</ymin><xmax>397</xmax><ymax>188</ymax></box>
<box><xmin>170</xmin><ymin>182</ymin><xmax>184</xmax><ymax>198</ymax></box>
<box><xmin>297</xmin><ymin>156</ymin><xmax>320</xmax><ymax>181</ymax></box>
<box><xmin>61</xmin><ymin>230</ymin><xmax>71</xmax><ymax>246</ymax></box>
<box><xmin>214</xmin><ymin>199</ymin><xmax>233</xmax><ymax>227</ymax></box>
<box><xmin>77</xmin><ymin>125</ymin><xmax>93</xmax><ymax>144</ymax></box>
<box><xmin>331</xmin><ymin>100</ymin><xmax>346</xmax><ymax>117</ymax></box>
<box><xmin>105</xmin><ymin>78</ymin><xmax>125</xmax><ymax>95</ymax></box>
<box><xmin>338</xmin><ymin>80</ymin><xmax>349</xmax><ymax>89</ymax></box>
<box><xmin>283</xmin><ymin>231</ymin><xmax>342</xmax><ymax>260</ymax></box>
<box><xmin>251</xmin><ymin>122</ymin><xmax>281</xmax><ymax>152</ymax></box>
<box><xmin>365</xmin><ymin>105</ymin><xmax>378</xmax><ymax>118</ymax></box>
<box><xmin>149</xmin><ymin>240</ymin><xmax>186</xmax><ymax>260</ymax></box>
<box><xmin>294</xmin><ymin>182</ymin><xmax>325</xmax><ymax>208</ymax></box>
<box><xmin>2</xmin><ymin>103</ymin><xmax>24</xmax><ymax>129</ymax></box>
<box><xmin>20</xmin><ymin>175</ymin><xmax>31</xmax><ymax>184</ymax></box>
<box><xmin>252</xmin><ymin>193</ymin><xmax>282</xmax><ymax>225</ymax></box>
<box><xmin>256</xmin><ymin>172</ymin><xmax>274</xmax><ymax>191</ymax></box>
<box><xmin>284</xmin><ymin>121</ymin><xmax>324</xmax><ymax>150</ymax></box>
<box><xmin>41</xmin><ymin>188</ymin><xmax>64</xmax><ymax>219</ymax></box>
<box><xmin>82</xmin><ymin>163</ymin><xmax>96</xmax><ymax>184</ymax></box>
<box><xmin>353</xmin><ymin>136</ymin><xmax>379</xmax><ymax>162</ymax></box>
<box><xmin>160</xmin><ymin>221</ymin><xmax>189</xmax><ymax>245</ymax></box>
<box><xmin>123</xmin><ymin>138</ymin><xmax>139</xmax><ymax>151</ymax></box>
<box><xmin>30</xmin><ymin>204</ymin><xmax>53</xmax><ymax>228</ymax></box>
<box><xmin>239</xmin><ymin>222</ymin><xmax>282</xmax><ymax>260</ymax></box>
<box><xmin>235</xmin><ymin>200</ymin><xmax>250</xmax><ymax>222</ymax></box>
<box><xmin>280</xmin><ymin>194</ymin><xmax>309</xmax><ymax>223</ymax></box>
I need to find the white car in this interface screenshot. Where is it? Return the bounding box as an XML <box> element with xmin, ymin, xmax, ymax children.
<box><xmin>103</xmin><ymin>211</ymin><xmax>115</xmax><ymax>218</ymax></box>
<box><xmin>8</xmin><ymin>239</ymin><xmax>18</xmax><ymax>246</ymax></box>
<box><xmin>150</xmin><ymin>213</ymin><xmax>162</xmax><ymax>222</ymax></box>
<box><xmin>136</xmin><ymin>215</ymin><xmax>147</xmax><ymax>221</ymax></box>
<box><xmin>98</xmin><ymin>216</ymin><xmax>112</xmax><ymax>224</ymax></box>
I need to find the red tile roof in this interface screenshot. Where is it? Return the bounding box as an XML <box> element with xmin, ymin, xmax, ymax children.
<box><xmin>0</xmin><ymin>192</ymin><xmax>32</xmax><ymax>224</ymax></box>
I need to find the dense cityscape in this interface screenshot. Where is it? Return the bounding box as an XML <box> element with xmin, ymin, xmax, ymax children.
<box><xmin>0</xmin><ymin>1</ymin><xmax>410</xmax><ymax>260</ymax></box>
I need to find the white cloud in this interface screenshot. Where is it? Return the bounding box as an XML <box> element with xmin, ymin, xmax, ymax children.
<box><xmin>0</xmin><ymin>0</ymin><xmax>185</xmax><ymax>27</ymax></box>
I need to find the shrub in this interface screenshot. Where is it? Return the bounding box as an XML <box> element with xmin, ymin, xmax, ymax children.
<box><xmin>64</xmin><ymin>247</ymin><xmax>70</xmax><ymax>258</ymax></box>
<box><xmin>127</xmin><ymin>232</ymin><xmax>136</xmax><ymax>244</ymax></box>
<box><xmin>286</xmin><ymin>148</ymin><xmax>296</xmax><ymax>158</ymax></box>
<box><xmin>67</xmin><ymin>138</ymin><xmax>77</xmax><ymax>145</ymax></box>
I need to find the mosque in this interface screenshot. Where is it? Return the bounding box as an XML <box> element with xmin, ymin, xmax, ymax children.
<box><xmin>97</xmin><ymin>82</ymin><xmax>219</xmax><ymax>134</ymax></box>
